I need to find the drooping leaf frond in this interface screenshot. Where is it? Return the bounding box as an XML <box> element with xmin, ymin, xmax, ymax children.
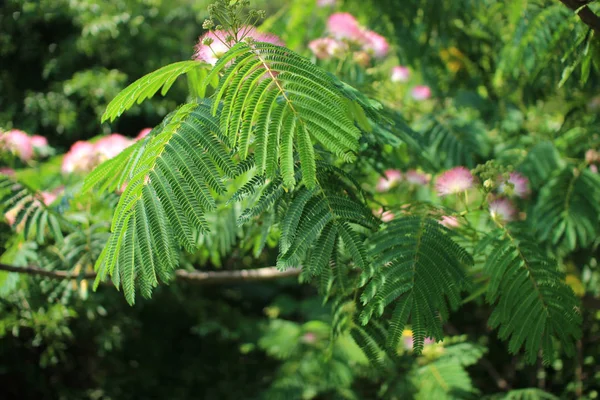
<box><xmin>360</xmin><ymin>217</ymin><xmax>472</xmax><ymax>353</ymax></box>
<box><xmin>0</xmin><ymin>176</ymin><xmax>67</xmax><ymax>243</ymax></box>
<box><xmin>276</xmin><ymin>178</ymin><xmax>378</xmax><ymax>277</ymax></box>
<box><xmin>533</xmin><ymin>166</ymin><xmax>600</xmax><ymax>252</ymax></box>
<box><xmin>102</xmin><ymin>60</ymin><xmax>207</xmax><ymax>122</ymax></box>
<box><xmin>483</xmin><ymin>229</ymin><xmax>581</xmax><ymax>364</ymax></box>
<box><xmin>93</xmin><ymin>100</ymin><xmax>237</xmax><ymax>304</ymax></box>
<box><xmin>206</xmin><ymin>41</ymin><xmax>364</xmax><ymax>188</ymax></box>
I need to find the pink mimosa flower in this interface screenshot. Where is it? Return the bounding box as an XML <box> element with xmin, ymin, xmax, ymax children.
<box><xmin>30</xmin><ymin>135</ymin><xmax>48</xmax><ymax>149</ymax></box>
<box><xmin>404</xmin><ymin>169</ymin><xmax>430</xmax><ymax>186</ymax></box>
<box><xmin>95</xmin><ymin>134</ymin><xmax>133</xmax><ymax>161</ymax></box>
<box><xmin>62</xmin><ymin>141</ymin><xmax>96</xmax><ymax>174</ymax></box>
<box><xmin>309</xmin><ymin>37</ymin><xmax>346</xmax><ymax>59</ymax></box>
<box><xmin>499</xmin><ymin>172</ymin><xmax>530</xmax><ymax>198</ymax></box>
<box><xmin>1</xmin><ymin>130</ymin><xmax>34</xmax><ymax>161</ymax></box>
<box><xmin>489</xmin><ymin>197</ymin><xmax>517</xmax><ymax>222</ymax></box>
<box><xmin>376</xmin><ymin>169</ymin><xmax>403</xmax><ymax>192</ymax></box>
<box><xmin>361</xmin><ymin>30</ymin><xmax>389</xmax><ymax>58</ymax></box>
<box><xmin>136</xmin><ymin>128</ymin><xmax>152</xmax><ymax>140</ymax></box>
<box><xmin>391</xmin><ymin>66</ymin><xmax>410</xmax><ymax>83</ymax></box>
<box><xmin>327</xmin><ymin>13</ymin><xmax>364</xmax><ymax>42</ymax></box>
<box><xmin>435</xmin><ymin>167</ymin><xmax>473</xmax><ymax>196</ymax></box>
<box><xmin>411</xmin><ymin>85</ymin><xmax>431</xmax><ymax>100</ymax></box>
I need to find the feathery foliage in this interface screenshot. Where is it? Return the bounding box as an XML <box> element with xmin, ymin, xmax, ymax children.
<box><xmin>206</xmin><ymin>41</ymin><xmax>364</xmax><ymax>188</ymax></box>
<box><xmin>92</xmin><ymin>100</ymin><xmax>237</xmax><ymax>304</ymax></box>
<box><xmin>102</xmin><ymin>60</ymin><xmax>207</xmax><ymax>123</ymax></box>
<box><xmin>482</xmin><ymin>228</ymin><xmax>581</xmax><ymax>364</ymax></box>
<box><xmin>533</xmin><ymin>166</ymin><xmax>600</xmax><ymax>252</ymax></box>
<box><xmin>360</xmin><ymin>217</ymin><xmax>472</xmax><ymax>353</ymax></box>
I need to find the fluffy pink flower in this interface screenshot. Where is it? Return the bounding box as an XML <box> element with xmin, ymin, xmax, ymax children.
<box><xmin>136</xmin><ymin>128</ymin><xmax>152</xmax><ymax>141</ymax></box>
<box><xmin>327</xmin><ymin>13</ymin><xmax>364</xmax><ymax>42</ymax></box>
<box><xmin>404</xmin><ymin>169</ymin><xmax>430</xmax><ymax>186</ymax></box>
<box><xmin>489</xmin><ymin>198</ymin><xmax>517</xmax><ymax>222</ymax></box>
<box><xmin>500</xmin><ymin>172</ymin><xmax>530</xmax><ymax>199</ymax></box>
<box><xmin>391</xmin><ymin>66</ymin><xmax>410</xmax><ymax>83</ymax></box>
<box><xmin>1</xmin><ymin>129</ymin><xmax>34</xmax><ymax>161</ymax></box>
<box><xmin>309</xmin><ymin>37</ymin><xmax>346</xmax><ymax>59</ymax></box>
<box><xmin>95</xmin><ymin>134</ymin><xmax>133</xmax><ymax>160</ymax></box>
<box><xmin>194</xmin><ymin>27</ymin><xmax>284</xmax><ymax>66</ymax></box>
<box><xmin>361</xmin><ymin>30</ymin><xmax>389</xmax><ymax>58</ymax></box>
<box><xmin>411</xmin><ymin>85</ymin><xmax>431</xmax><ymax>100</ymax></box>
<box><xmin>439</xmin><ymin>215</ymin><xmax>460</xmax><ymax>229</ymax></box>
<box><xmin>591</xmin><ymin>164</ymin><xmax>598</xmax><ymax>174</ymax></box>
<box><xmin>436</xmin><ymin>167</ymin><xmax>473</xmax><ymax>196</ymax></box>
<box><xmin>62</xmin><ymin>141</ymin><xmax>97</xmax><ymax>174</ymax></box>
<box><xmin>376</xmin><ymin>169</ymin><xmax>403</xmax><ymax>192</ymax></box>
<box><xmin>30</xmin><ymin>135</ymin><xmax>48</xmax><ymax>148</ymax></box>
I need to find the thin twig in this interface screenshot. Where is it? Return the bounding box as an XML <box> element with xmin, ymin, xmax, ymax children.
<box><xmin>0</xmin><ymin>263</ymin><xmax>301</xmax><ymax>285</ymax></box>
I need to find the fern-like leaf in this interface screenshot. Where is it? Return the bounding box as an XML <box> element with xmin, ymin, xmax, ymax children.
<box><xmin>360</xmin><ymin>217</ymin><xmax>472</xmax><ymax>353</ymax></box>
<box><xmin>206</xmin><ymin>41</ymin><xmax>364</xmax><ymax>188</ymax></box>
<box><xmin>483</xmin><ymin>229</ymin><xmax>581</xmax><ymax>364</ymax></box>
<box><xmin>533</xmin><ymin>166</ymin><xmax>600</xmax><ymax>252</ymax></box>
<box><xmin>93</xmin><ymin>100</ymin><xmax>236</xmax><ymax>304</ymax></box>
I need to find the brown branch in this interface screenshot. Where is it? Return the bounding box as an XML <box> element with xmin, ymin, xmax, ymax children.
<box><xmin>559</xmin><ymin>0</ymin><xmax>600</xmax><ymax>34</ymax></box>
<box><xmin>0</xmin><ymin>263</ymin><xmax>301</xmax><ymax>285</ymax></box>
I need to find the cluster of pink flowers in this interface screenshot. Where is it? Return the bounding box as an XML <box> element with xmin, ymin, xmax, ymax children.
<box><xmin>390</xmin><ymin>66</ymin><xmax>432</xmax><ymax>100</ymax></box>
<box><xmin>434</xmin><ymin>167</ymin><xmax>526</xmax><ymax>223</ymax></box>
<box><xmin>194</xmin><ymin>26</ymin><xmax>284</xmax><ymax>66</ymax></box>
<box><xmin>309</xmin><ymin>13</ymin><xmax>389</xmax><ymax>62</ymax></box>
<box><xmin>0</xmin><ymin>129</ymin><xmax>50</xmax><ymax>162</ymax></box>
<box><xmin>61</xmin><ymin>129</ymin><xmax>149</xmax><ymax>174</ymax></box>
<box><xmin>376</xmin><ymin>169</ymin><xmax>430</xmax><ymax>192</ymax></box>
